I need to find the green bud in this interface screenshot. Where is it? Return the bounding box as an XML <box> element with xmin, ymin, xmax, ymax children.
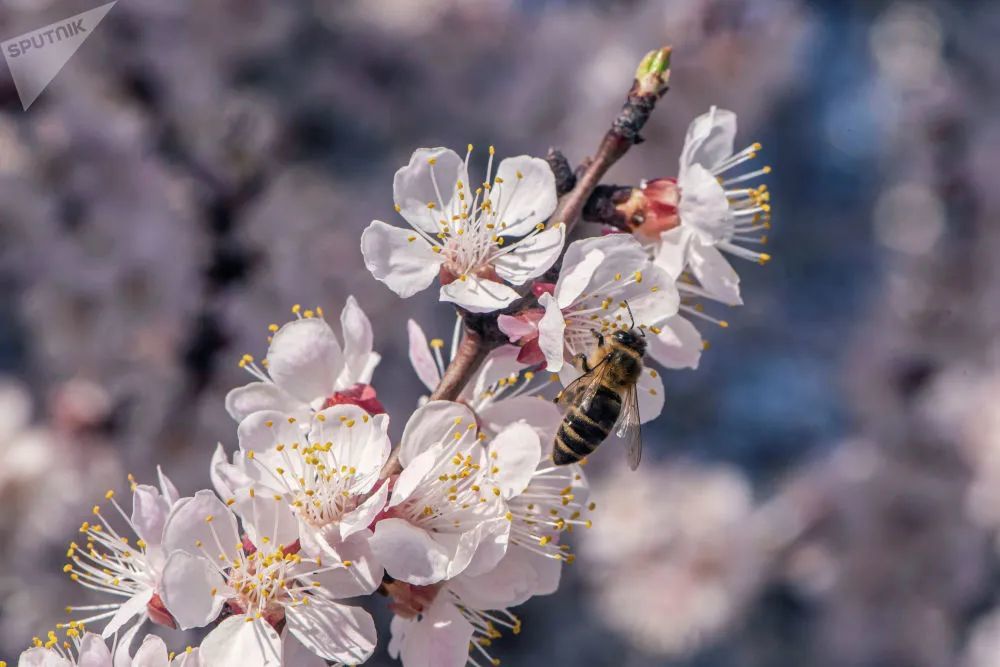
<box><xmin>634</xmin><ymin>47</ymin><xmax>672</xmax><ymax>96</ymax></box>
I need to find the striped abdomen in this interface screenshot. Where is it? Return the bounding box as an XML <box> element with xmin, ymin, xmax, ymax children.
<box><xmin>553</xmin><ymin>385</ymin><xmax>622</xmax><ymax>465</ymax></box>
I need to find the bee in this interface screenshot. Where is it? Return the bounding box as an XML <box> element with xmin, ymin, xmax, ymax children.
<box><xmin>553</xmin><ymin>309</ymin><xmax>645</xmax><ymax>470</ymax></box>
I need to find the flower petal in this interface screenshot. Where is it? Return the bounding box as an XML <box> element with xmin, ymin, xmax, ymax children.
<box><xmin>309</xmin><ymin>404</ymin><xmax>390</xmax><ymax>489</ymax></box>
<box><xmin>300</xmin><ymin>528</ymin><xmax>383</xmax><ymax>597</ymax></box>
<box><xmin>338</xmin><ymin>295</ymin><xmax>380</xmax><ymax>386</ymax></box>
<box><xmin>286</xmin><ymin>599</ymin><xmax>377</xmax><ymax>664</ymax></box>
<box><xmin>652</xmin><ymin>226</ymin><xmax>692</xmax><ymax>280</ymax></box>
<box><xmin>130</xmin><ymin>634</ymin><xmax>169</xmax><ymax>667</ymax></box>
<box><xmin>160</xmin><ymin>551</ymin><xmax>225</xmax><ymax>630</ymax></box>
<box><xmin>470</xmin><ymin>345</ymin><xmax>523</xmax><ymax>399</ymax></box>
<box><xmin>199</xmin><ymin>616</ymin><xmax>281</xmax><ymax>667</ymax></box>
<box><xmin>131</xmin><ymin>484</ymin><xmax>169</xmax><ymax>547</ymax></box>
<box><xmin>77</xmin><ymin>633</ymin><xmax>112</xmax><ymax>667</ymax></box>
<box><xmin>636</xmin><ymin>367</ymin><xmax>665</xmax><ymax>423</ymax></box>
<box><xmin>688</xmin><ymin>239</ymin><xmax>742</xmax><ymax>306</ymax></box>
<box><xmin>370</xmin><ymin>518</ymin><xmax>454</xmax><ymax>585</ymax></box>
<box><xmin>489</xmin><ymin>422</ymin><xmax>541</xmax><ymax>499</ymax></box>
<box><xmin>162</xmin><ymin>491</ymin><xmax>240</xmax><ymax>560</ymax></box>
<box><xmin>362</xmin><ymin>220</ymin><xmax>444</xmax><ymax>299</ymax></box>
<box><xmin>17</xmin><ymin>649</ymin><xmax>73</xmax><ymax>667</ymax></box>
<box><xmin>399</xmin><ymin>401</ymin><xmax>478</xmax><ymax>468</ymax></box>
<box><xmin>537</xmin><ymin>293</ymin><xmax>566</xmax><ymax>372</ymax></box>
<box><xmin>678</xmin><ymin>164</ymin><xmax>729</xmax><ymax>243</ymax></box>
<box><xmin>497</xmin><ymin>313</ymin><xmax>538</xmax><ymax>344</ymax></box>
<box><xmin>492</xmin><ymin>223</ymin><xmax>565</xmax><ymax>285</ymax></box>
<box><xmin>102</xmin><ymin>587</ymin><xmax>153</xmax><ymax>638</ymax></box>
<box><xmin>280</xmin><ymin>633</ymin><xmax>326</xmax><ymax>667</ymax></box>
<box><xmin>455</xmin><ymin>517</ymin><xmax>511</xmax><ymax>578</ymax></box>
<box><xmin>439</xmin><ymin>276</ymin><xmax>521</xmax><ymax>314</ymax></box>
<box><xmin>407</xmin><ymin>319</ymin><xmax>441</xmax><ymax>391</ymax></box>
<box><xmin>230</xmin><ymin>486</ymin><xmax>299</xmax><ymax>551</ymax></box>
<box><xmin>390</xmin><ymin>599</ymin><xmax>473</xmax><ymax>667</ymax></box>
<box><xmin>388</xmin><ymin>446</ymin><xmax>439</xmax><ymax>507</ymax></box>
<box><xmin>450</xmin><ymin>543</ymin><xmax>559</xmax><ymax>609</ymax></box>
<box><xmin>265</xmin><ymin>318</ymin><xmax>344</xmax><ymax>404</ymax></box>
<box><xmin>224</xmin><ymin>382</ymin><xmax>303</xmax><ymax>423</ymax></box>
<box><xmin>478</xmin><ymin>395</ymin><xmax>562</xmax><ymax>443</ymax></box>
<box><xmin>394</xmin><ymin>147</ymin><xmax>467</xmax><ymax>235</ymax></box>
<box><xmin>647</xmin><ymin>315</ymin><xmax>703</xmax><ymax>370</ymax></box>
<box><xmin>157</xmin><ymin>466</ymin><xmax>180</xmax><ymax>507</ymax></box>
<box><xmin>487</xmin><ymin>156</ymin><xmax>558</xmax><ymax>237</ymax></box>
<box><xmin>557</xmin><ymin>235</ymin><xmax>648</xmax><ymax>306</ymax></box>
<box><xmin>340</xmin><ymin>480</ymin><xmax>389</xmax><ymax>541</ymax></box>
<box><xmin>679</xmin><ymin>106</ymin><xmax>738</xmax><ymax>176</ymax></box>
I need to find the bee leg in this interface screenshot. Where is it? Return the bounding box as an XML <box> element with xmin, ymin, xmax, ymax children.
<box><xmin>590</xmin><ymin>330</ymin><xmax>605</xmax><ymax>347</ymax></box>
<box><xmin>574</xmin><ymin>353</ymin><xmax>592</xmax><ymax>373</ymax></box>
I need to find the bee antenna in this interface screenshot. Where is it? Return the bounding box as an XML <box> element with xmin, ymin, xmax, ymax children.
<box><xmin>625</xmin><ymin>301</ymin><xmax>636</xmax><ymax>330</ymax></box>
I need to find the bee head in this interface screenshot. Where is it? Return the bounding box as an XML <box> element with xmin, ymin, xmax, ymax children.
<box><xmin>613</xmin><ymin>329</ymin><xmax>646</xmax><ymax>354</ymax></box>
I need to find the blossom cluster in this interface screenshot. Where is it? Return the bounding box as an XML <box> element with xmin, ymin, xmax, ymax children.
<box><xmin>14</xmin><ymin>105</ymin><xmax>771</xmax><ymax>666</ymax></box>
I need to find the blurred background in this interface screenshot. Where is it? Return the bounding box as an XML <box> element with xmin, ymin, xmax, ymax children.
<box><xmin>1</xmin><ymin>0</ymin><xmax>999</xmax><ymax>665</ymax></box>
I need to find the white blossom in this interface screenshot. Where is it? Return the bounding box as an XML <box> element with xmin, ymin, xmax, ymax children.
<box><xmin>62</xmin><ymin>469</ymin><xmax>181</xmax><ymax>638</ymax></box>
<box><xmin>652</xmin><ymin>106</ymin><xmax>772</xmax><ymax>306</ymax></box>
<box><xmin>532</xmin><ymin>234</ymin><xmax>691</xmax><ymax>421</ymax></box>
<box><xmin>361</xmin><ymin>146</ymin><xmax>564</xmax><ymax>313</ymax></box>
<box><xmin>158</xmin><ymin>490</ymin><xmax>376</xmax><ymax>666</ymax></box>
<box><xmin>369</xmin><ymin>401</ymin><xmax>539</xmax><ymax>586</ymax></box>
<box><xmin>225</xmin><ymin>298</ymin><xmax>383</xmax><ymax>423</ymax></box>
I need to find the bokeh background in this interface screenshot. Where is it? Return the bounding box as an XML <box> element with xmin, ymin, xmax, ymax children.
<box><xmin>2</xmin><ymin>0</ymin><xmax>1000</xmax><ymax>665</ymax></box>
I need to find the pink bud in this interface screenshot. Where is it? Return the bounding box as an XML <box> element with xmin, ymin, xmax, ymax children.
<box><xmin>323</xmin><ymin>383</ymin><xmax>386</xmax><ymax>415</ymax></box>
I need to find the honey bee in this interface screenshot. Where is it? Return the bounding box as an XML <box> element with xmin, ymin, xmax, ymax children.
<box><xmin>553</xmin><ymin>309</ymin><xmax>645</xmax><ymax>470</ymax></box>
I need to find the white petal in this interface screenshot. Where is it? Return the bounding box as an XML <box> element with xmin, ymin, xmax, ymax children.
<box><xmin>130</xmin><ymin>635</ymin><xmax>169</xmax><ymax>667</ymax></box>
<box><xmin>407</xmin><ymin>319</ymin><xmax>441</xmax><ymax>391</ymax></box>
<box><xmin>300</xmin><ymin>528</ymin><xmax>383</xmax><ymax>597</ymax></box>
<box><xmin>688</xmin><ymin>239</ymin><xmax>742</xmax><ymax>306</ymax></box>
<box><xmin>487</xmin><ymin>156</ymin><xmax>558</xmax><ymax>237</ymax></box>
<box><xmin>237</xmin><ymin>410</ymin><xmax>303</xmax><ymax>469</ymax></box>
<box><xmin>230</xmin><ymin>486</ymin><xmax>299</xmax><ymax>551</ymax></box>
<box><xmin>497</xmin><ymin>314</ymin><xmax>538</xmax><ymax>344</ymax></box>
<box><xmin>392</xmin><ymin>598</ymin><xmax>474</xmax><ymax>667</ymax></box>
<box><xmin>17</xmin><ymin>649</ymin><xmax>73</xmax><ymax>667</ymax></box>
<box><xmin>199</xmin><ymin>617</ymin><xmax>281</xmax><ymax>667</ymax></box>
<box><xmin>286</xmin><ymin>600</ymin><xmax>376</xmax><ymax>664</ymax></box>
<box><xmin>77</xmin><ymin>633</ymin><xmax>113</xmax><ymax>667</ymax></box>
<box><xmin>478</xmin><ymin>396</ymin><xmax>562</xmax><ymax>443</ymax></box>
<box><xmin>338</xmin><ymin>295</ymin><xmax>380</xmax><ymax>386</ymax></box>
<box><xmin>399</xmin><ymin>401</ymin><xmax>477</xmax><ymax>468</ymax></box>
<box><xmin>102</xmin><ymin>587</ymin><xmax>153</xmax><ymax>638</ymax></box>
<box><xmin>556</xmin><ymin>235</ymin><xmax>647</xmax><ymax>306</ymax></box>
<box><xmin>310</xmin><ymin>404</ymin><xmax>390</xmax><ymax>487</ymax></box>
<box><xmin>265</xmin><ymin>318</ymin><xmax>344</xmax><ymax>404</ymax></box>
<box><xmin>492</xmin><ymin>224</ymin><xmax>565</xmax><ymax>285</ymax></box>
<box><xmin>159</xmin><ymin>551</ymin><xmax>225</xmax><ymax>630</ymax></box>
<box><xmin>210</xmin><ymin>446</ymin><xmax>257</xmax><ymax>500</ymax></box>
<box><xmin>450</xmin><ymin>543</ymin><xmax>559</xmax><ymax>609</ymax></box>
<box><xmin>170</xmin><ymin>649</ymin><xmax>200</xmax><ymax>667</ymax></box>
<box><xmin>537</xmin><ymin>293</ymin><xmax>566</xmax><ymax>372</ymax></box>
<box><xmin>636</xmin><ymin>368</ymin><xmax>666</xmax><ymax>423</ymax></box>
<box><xmin>678</xmin><ymin>164</ymin><xmax>730</xmax><ymax>243</ymax></box>
<box><xmin>489</xmin><ymin>422</ymin><xmax>541</xmax><ymax>499</ymax></box>
<box><xmin>679</xmin><ymin>106</ymin><xmax>738</xmax><ymax>177</ymax></box>
<box><xmin>646</xmin><ymin>315</ymin><xmax>703</xmax><ymax>370</ymax></box>
<box><xmin>394</xmin><ymin>147</ymin><xmax>467</xmax><ymax>235</ymax></box>
<box><xmin>439</xmin><ymin>276</ymin><xmax>521</xmax><ymax>314</ymax></box>
<box><xmin>131</xmin><ymin>484</ymin><xmax>169</xmax><ymax>547</ymax></box>
<box><xmin>362</xmin><ymin>220</ymin><xmax>444</xmax><ymax>298</ymax></box>
<box><xmin>388</xmin><ymin>447</ymin><xmax>438</xmax><ymax>508</ymax></box>
<box><xmin>162</xmin><ymin>491</ymin><xmax>240</xmax><ymax>560</ymax></box>
<box><xmin>112</xmin><ymin>622</ymin><xmax>143</xmax><ymax>667</ymax></box>
<box><xmin>370</xmin><ymin>518</ymin><xmax>453</xmax><ymax>585</ymax></box>
<box><xmin>454</xmin><ymin>517</ymin><xmax>511</xmax><ymax>578</ymax></box>
<box><xmin>224</xmin><ymin>382</ymin><xmax>303</xmax><ymax>423</ymax></box>
<box><xmin>652</xmin><ymin>226</ymin><xmax>692</xmax><ymax>280</ymax></box>
<box><xmin>280</xmin><ymin>633</ymin><xmax>326</xmax><ymax>667</ymax></box>
<box><xmin>340</xmin><ymin>480</ymin><xmax>389</xmax><ymax>541</ymax></box>
<box><xmin>470</xmin><ymin>345</ymin><xmax>523</xmax><ymax>399</ymax></box>
<box><xmin>554</xmin><ymin>244</ymin><xmax>605</xmax><ymax>307</ymax></box>
<box><xmin>156</xmin><ymin>466</ymin><xmax>180</xmax><ymax>506</ymax></box>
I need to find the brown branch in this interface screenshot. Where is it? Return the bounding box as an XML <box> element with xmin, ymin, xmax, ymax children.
<box><xmin>553</xmin><ymin>46</ymin><xmax>671</xmax><ymax>235</ymax></box>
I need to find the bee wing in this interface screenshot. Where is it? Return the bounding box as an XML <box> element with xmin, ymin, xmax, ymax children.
<box><xmin>616</xmin><ymin>382</ymin><xmax>643</xmax><ymax>470</ymax></box>
<box><xmin>555</xmin><ymin>357</ymin><xmax>611</xmax><ymax>411</ymax></box>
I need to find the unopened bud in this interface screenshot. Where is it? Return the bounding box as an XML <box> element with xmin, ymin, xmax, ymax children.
<box><xmin>619</xmin><ymin>179</ymin><xmax>680</xmax><ymax>241</ymax></box>
<box><xmin>634</xmin><ymin>47</ymin><xmax>672</xmax><ymax>97</ymax></box>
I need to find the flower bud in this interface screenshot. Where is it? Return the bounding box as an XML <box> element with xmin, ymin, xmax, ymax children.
<box><xmin>619</xmin><ymin>179</ymin><xmax>680</xmax><ymax>241</ymax></box>
<box><xmin>634</xmin><ymin>47</ymin><xmax>672</xmax><ymax>97</ymax></box>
